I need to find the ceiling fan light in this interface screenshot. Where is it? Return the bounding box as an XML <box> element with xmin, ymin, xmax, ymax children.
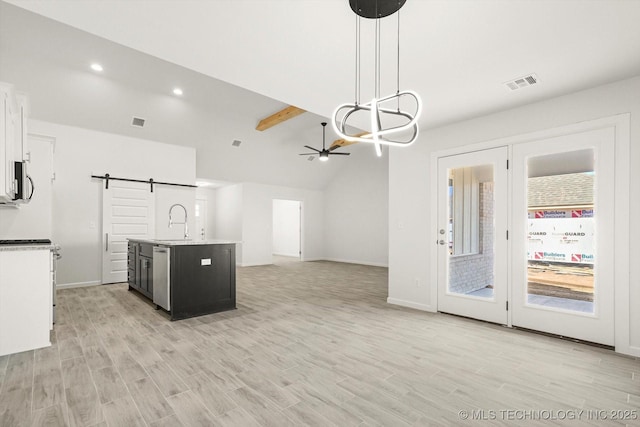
<box><xmin>301</xmin><ymin>122</ymin><xmax>349</xmax><ymax>161</ymax></box>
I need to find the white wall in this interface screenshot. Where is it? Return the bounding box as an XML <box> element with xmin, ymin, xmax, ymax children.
<box><xmin>272</xmin><ymin>199</ymin><xmax>300</xmax><ymax>257</ymax></box>
<box><xmin>324</xmin><ymin>149</ymin><xmax>389</xmax><ymax>267</ymax></box>
<box><xmin>0</xmin><ymin>135</ymin><xmax>53</xmax><ymax>239</ymax></box>
<box><xmin>28</xmin><ymin>119</ymin><xmax>195</xmax><ymax>287</ymax></box>
<box><xmin>241</xmin><ymin>183</ymin><xmax>323</xmax><ymax>266</ymax></box>
<box><xmin>388</xmin><ymin>75</ymin><xmax>640</xmax><ymax>356</ymax></box>
<box><xmin>214</xmin><ymin>184</ymin><xmax>243</xmax><ymax>265</ymax></box>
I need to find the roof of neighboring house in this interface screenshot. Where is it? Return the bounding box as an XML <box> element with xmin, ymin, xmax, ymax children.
<box><xmin>528</xmin><ymin>173</ymin><xmax>594</xmax><ymax>208</ymax></box>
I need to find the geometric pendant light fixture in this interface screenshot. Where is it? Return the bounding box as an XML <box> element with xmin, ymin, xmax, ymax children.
<box><xmin>332</xmin><ymin>0</ymin><xmax>422</xmax><ymax>157</ymax></box>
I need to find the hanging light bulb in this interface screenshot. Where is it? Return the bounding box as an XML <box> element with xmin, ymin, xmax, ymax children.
<box><xmin>332</xmin><ymin>0</ymin><xmax>422</xmax><ymax>157</ymax></box>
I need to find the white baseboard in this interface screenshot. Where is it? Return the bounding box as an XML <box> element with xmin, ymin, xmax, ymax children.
<box><xmin>239</xmin><ymin>261</ymin><xmax>272</xmax><ymax>267</ymax></box>
<box><xmin>387</xmin><ymin>297</ymin><xmax>435</xmax><ymax>312</ymax></box>
<box><xmin>272</xmin><ymin>252</ymin><xmax>300</xmax><ymax>258</ymax></box>
<box><xmin>56</xmin><ymin>280</ymin><xmax>101</xmax><ymax>290</ymax></box>
<box><xmin>323</xmin><ymin>258</ymin><xmax>388</xmax><ymax>268</ymax></box>
<box><xmin>617</xmin><ymin>344</ymin><xmax>640</xmax><ymax>358</ymax></box>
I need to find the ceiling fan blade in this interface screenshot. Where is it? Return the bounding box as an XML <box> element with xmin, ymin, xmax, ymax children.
<box><xmin>299</xmin><ymin>153</ymin><xmax>318</xmax><ymax>155</ymax></box>
<box><xmin>329</xmin><ymin>152</ymin><xmax>351</xmax><ymax>156</ymax></box>
<box><xmin>303</xmin><ymin>145</ymin><xmax>321</xmax><ymax>153</ymax></box>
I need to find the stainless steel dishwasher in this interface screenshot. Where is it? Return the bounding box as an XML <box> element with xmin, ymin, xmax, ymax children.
<box><xmin>152</xmin><ymin>246</ymin><xmax>171</xmax><ymax>311</ymax></box>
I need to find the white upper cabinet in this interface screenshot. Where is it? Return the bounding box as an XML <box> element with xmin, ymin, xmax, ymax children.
<box><xmin>15</xmin><ymin>93</ymin><xmax>29</xmax><ymax>162</ymax></box>
<box><xmin>0</xmin><ymin>82</ymin><xmax>16</xmax><ymax>202</ymax></box>
<box><xmin>0</xmin><ymin>81</ymin><xmax>30</xmax><ymax>204</ymax></box>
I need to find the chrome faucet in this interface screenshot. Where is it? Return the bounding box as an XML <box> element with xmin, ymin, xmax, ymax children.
<box><xmin>168</xmin><ymin>203</ymin><xmax>189</xmax><ymax>239</ymax></box>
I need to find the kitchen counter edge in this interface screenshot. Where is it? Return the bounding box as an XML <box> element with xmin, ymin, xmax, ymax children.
<box><xmin>127</xmin><ymin>238</ymin><xmax>239</xmax><ymax>246</ymax></box>
<box><xmin>0</xmin><ymin>244</ymin><xmax>58</xmax><ymax>252</ymax></box>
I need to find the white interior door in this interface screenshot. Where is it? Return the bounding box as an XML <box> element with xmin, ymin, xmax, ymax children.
<box><xmin>511</xmin><ymin>127</ymin><xmax>614</xmax><ymax>345</ymax></box>
<box><xmin>195</xmin><ymin>198</ymin><xmax>207</xmax><ymax>241</ymax></box>
<box><xmin>102</xmin><ymin>181</ymin><xmax>155</xmax><ymax>284</ymax></box>
<box><xmin>437</xmin><ymin>147</ymin><xmax>509</xmax><ymax>324</ymax></box>
<box><xmin>272</xmin><ymin>199</ymin><xmax>302</xmax><ymax>258</ymax></box>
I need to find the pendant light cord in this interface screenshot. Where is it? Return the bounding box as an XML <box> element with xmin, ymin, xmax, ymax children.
<box><xmin>356</xmin><ymin>15</ymin><xmax>361</xmax><ymax>105</ymax></box>
<box><xmin>376</xmin><ymin>9</ymin><xmax>382</xmax><ymax>156</ymax></box>
<box><xmin>397</xmin><ymin>4</ymin><xmax>401</xmax><ymax>110</ymax></box>
<box><xmin>354</xmin><ymin>1</ymin><xmax>404</xmax><ymax>108</ymax></box>
<box><xmin>376</xmin><ymin>18</ymin><xmax>380</xmax><ymax>99</ymax></box>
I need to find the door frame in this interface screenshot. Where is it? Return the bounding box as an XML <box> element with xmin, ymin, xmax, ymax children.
<box><xmin>429</xmin><ymin>114</ymin><xmax>632</xmax><ymax>354</ymax></box>
<box><xmin>436</xmin><ymin>147</ymin><xmax>510</xmax><ymax>325</ymax></box>
<box><xmin>511</xmin><ymin>127</ymin><xmax>615</xmax><ymax>345</ymax></box>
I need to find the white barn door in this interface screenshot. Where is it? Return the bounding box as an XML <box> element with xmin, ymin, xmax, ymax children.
<box><xmin>102</xmin><ymin>181</ymin><xmax>155</xmax><ymax>284</ymax></box>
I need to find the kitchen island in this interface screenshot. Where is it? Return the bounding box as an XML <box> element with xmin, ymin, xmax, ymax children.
<box><xmin>127</xmin><ymin>239</ymin><xmax>236</xmax><ymax>320</ymax></box>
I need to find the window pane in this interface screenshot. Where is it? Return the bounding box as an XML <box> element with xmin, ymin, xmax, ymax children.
<box><xmin>447</xmin><ymin>164</ymin><xmax>495</xmax><ymax>299</ymax></box>
<box><xmin>526</xmin><ymin>149</ymin><xmax>595</xmax><ymax>313</ymax></box>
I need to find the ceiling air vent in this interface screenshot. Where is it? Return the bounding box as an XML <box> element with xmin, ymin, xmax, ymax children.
<box><xmin>232</xmin><ymin>140</ymin><xmax>242</xmax><ymax>147</ymax></box>
<box><xmin>504</xmin><ymin>74</ymin><xmax>538</xmax><ymax>91</ymax></box>
<box><xmin>131</xmin><ymin>117</ymin><xmax>146</xmax><ymax>128</ymax></box>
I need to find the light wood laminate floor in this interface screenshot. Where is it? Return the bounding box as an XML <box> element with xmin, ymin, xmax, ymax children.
<box><xmin>0</xmin><ymin>260</ymin><xmax>638</xmax><ymax>426</ymax></box>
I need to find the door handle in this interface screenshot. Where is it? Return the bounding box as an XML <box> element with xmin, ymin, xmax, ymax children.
<box><xmin>438</xmin><ymin>240</ymin><xmax>446</xmax><ymax>245</ymax></box>
<box><xmin>105</xmin><ymin>233</ymin><xmax>109</xmax><ymax>251</ymax></box>
<box><xmin>26</xmin><ymin>175</ymin><xmax>34</xmax><ymax>200</ymax></box>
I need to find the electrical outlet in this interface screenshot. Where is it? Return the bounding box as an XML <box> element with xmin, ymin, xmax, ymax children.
<box><xmin>414</xmin><ymin>278</ymin><xmax>420</xmax><ymax>287</ymax></box>
<box><xmin>89</xmin><ymin>221</ymin><xmax>96</xmax><ymax>229</ymax></box>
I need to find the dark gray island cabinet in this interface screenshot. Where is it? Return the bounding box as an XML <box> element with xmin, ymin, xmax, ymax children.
<box><xmin>127</xmin><ymin>241</ymin><xmax>154</xmax><ymax>299</ymax></box>
<box><xmin>127</xmin><ymin>239</ymin><xmax>237</xmax><ymax>320</ymax></box>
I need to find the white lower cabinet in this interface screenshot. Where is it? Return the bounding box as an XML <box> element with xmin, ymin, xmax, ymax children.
<box><xmin>0</xmin><ymin>248</ymin><xmax>52</xmax><ymax>356</ymax></box>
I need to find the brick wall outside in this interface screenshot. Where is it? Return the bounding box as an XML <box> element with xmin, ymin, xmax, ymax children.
<box><xmin>449</xmin><ymin>182</ymin><xmax>494</xmax><ymax>294</ymax></box>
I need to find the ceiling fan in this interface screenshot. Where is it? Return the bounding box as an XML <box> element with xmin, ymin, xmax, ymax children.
<box><xmin>299</xmin><ymin>122</ymin><xmax>350</xmax><ymax>161</ymax></box>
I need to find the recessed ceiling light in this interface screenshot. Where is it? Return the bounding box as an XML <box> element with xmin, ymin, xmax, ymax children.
<box><xmin>90</xmin><ymin>63</ymin><xmax>103</xmax><ymax>72</ymax></box>
<box><xmin>173</xmin><ymin>88</ymin><xmax>183</xmax><ymax>96</ymax></box>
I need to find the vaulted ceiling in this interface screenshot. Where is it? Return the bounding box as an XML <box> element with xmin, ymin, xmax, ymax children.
<box><xmin>2</xmin><ymin>0</ymin><xmax>640</xmax><ymax>189</ymax></box>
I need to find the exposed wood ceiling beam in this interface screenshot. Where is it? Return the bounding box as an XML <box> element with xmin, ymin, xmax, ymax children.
<box><xmin>330</xmin><ymin>132</ymin><xmax>368</xmax><ymax>151</ymax></box>
<box><xmin>256</xmin><ymin>106</ymin><xmax>306</xmax><ymax>131</ymax></box>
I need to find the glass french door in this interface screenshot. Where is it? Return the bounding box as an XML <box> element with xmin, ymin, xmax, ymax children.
<box><xmin>437</xmin><ymin>147</ymin><xmax>509</xmax><ymax>324</ymax></box>
<box><xmin>511</xmin><ymin>128</ymin><xmax>614</xmax><ymax>345</ymax></box>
